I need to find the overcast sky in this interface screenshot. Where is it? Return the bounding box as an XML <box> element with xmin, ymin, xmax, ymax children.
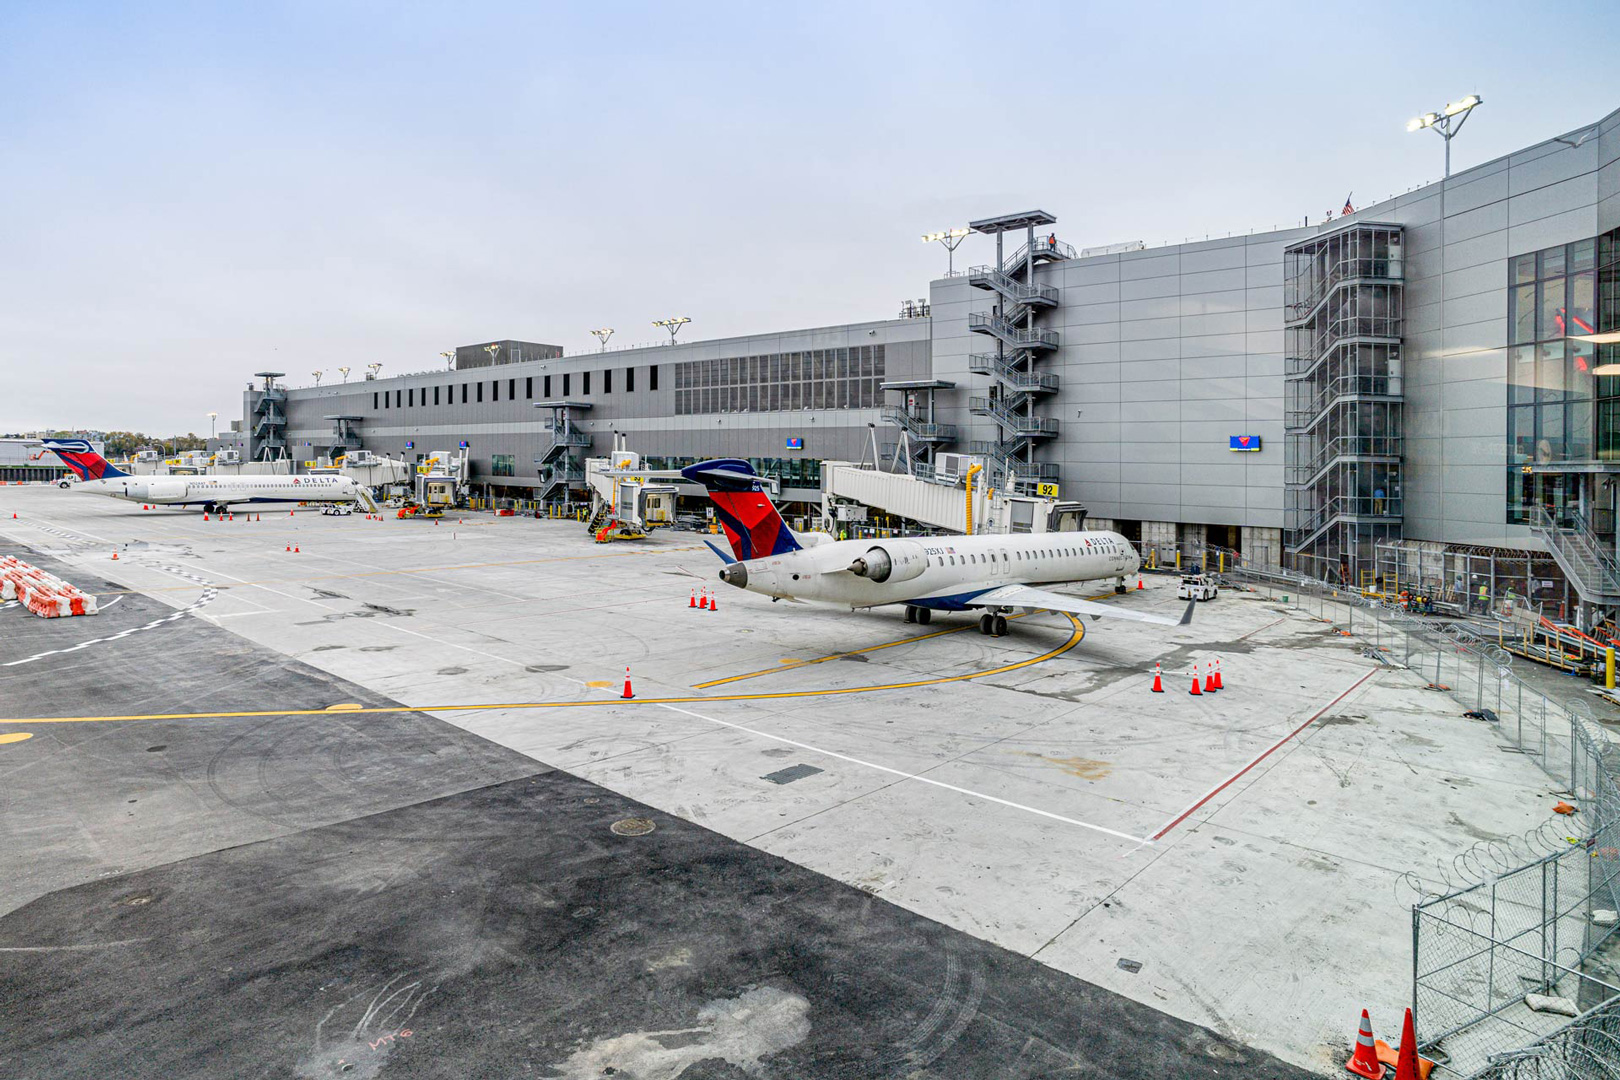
<box><xmin>4</xmin><ymin>1</ymin><xmax>1618</xmax><ymax>435</ymax></box>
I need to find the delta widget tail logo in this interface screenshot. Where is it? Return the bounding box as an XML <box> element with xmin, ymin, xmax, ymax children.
<box><xmin>42</xmin><ymin>439</ymin><xmax>127</xmax><ymax>480</ymax></box>
<box><xmin>681</xmin><ymin>459</ymin><xmax>802</xmax><ymax>562</ymax></box>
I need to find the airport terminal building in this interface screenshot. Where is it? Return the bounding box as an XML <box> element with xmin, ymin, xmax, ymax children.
<box><xmin>235</xmin><ymin>106</ymin><xmax>1620</xmax><ymax>604</ymax></box>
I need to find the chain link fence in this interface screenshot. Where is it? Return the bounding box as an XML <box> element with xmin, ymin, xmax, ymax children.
<box><xmin>1202</xmin><ymin>552</ymin><xmax>1620</xmax><ymax>1077</ymax></box>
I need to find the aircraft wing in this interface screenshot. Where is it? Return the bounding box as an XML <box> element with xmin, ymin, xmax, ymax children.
<box><xmin>966</xmin><ymin>584</ymin><xmax>1196</xmax><ymax>627</ymax></box>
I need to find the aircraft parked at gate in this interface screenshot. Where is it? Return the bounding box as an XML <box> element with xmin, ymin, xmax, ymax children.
<box><xmin>40</xmin><ymin>439</ymin><xmax>378</xmax><ymax>515</ymax></box>
<box><xmin>682</xmin><ymin>458</ymin><xmax>1193</xmax><ymax>637</ymax></box>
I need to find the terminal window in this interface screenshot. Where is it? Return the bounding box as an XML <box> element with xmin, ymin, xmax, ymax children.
<box><xmin>626</xmin><ymin>367</ymin><xmax>635</xmax><ymax>392</ymax></box>
<box><xmin>408</xmin><ymin>388</ymin><xmax>414</xmax><ymax>407</ymax></box>
<box><xmin>603</xmin><ymin>369</ymin><xmax>612</xmax><ymax>394</ymax></box>
<box><xmin>544</xmin><ymin>375</ymin><xmax>552</xmax><ymax>397</ymax></box>
<box><xmin>461</xmin><ymin>383</ymin><xmax>468</xmax><ymax>404</ymax></box>
<box><xmin>491</xmin><ymin>453</ymin><xmax>515</xmax><ymax>477</ymax></box>
<box><xmin>525</xmin><ymin>377</ymin><xmax>532</xmax><ymax>399</ymax></box>
<box><xmin>477</xmin><ymin>382</ymin><xmax>484</xmax><ymax>403</ymax></box>
<box><xmin>434</xmin><ymin>386</ymin><xmax>440</xmax><ymax>406</ymax></box>
<box><xmin>672</xmin><ymin>345</ymin><xmax>884</xmax><ymax>415</ymax></box>
<box><xmin>492</xmin><ymin>380</ymin><xmax>499</xmax><ymax>402</ymax></box>
<box><xmin>373</xmin><ymin>392</ymin><xmax>378</xmax><ymax>410</ymax></box>
<box><xmin>508</xmin><ymin>378</ymin><xmax>516</xmax><ymax>400</ymax></box>
<box><xmin>650</xmin><ymin>364</ymin><xmax>658</xmax><ymax>391</ymax></box>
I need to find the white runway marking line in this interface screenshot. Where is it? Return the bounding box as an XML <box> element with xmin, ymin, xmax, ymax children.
<box><xmin>656</xmin><ymin>703</ymin><xmax>1152</xmax><ymax>845</ymax></box>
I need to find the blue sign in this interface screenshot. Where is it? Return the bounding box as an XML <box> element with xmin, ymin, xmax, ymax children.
<box><xmin>405</xmin><ymin>441</ymin><xmax>414</xmax><ymax>449</ymax></box>
<box><xmin>786</xmin><ymin>437</ymin><xmax>804</xmax><ymax>450</ymax></box>
<box><xmin>459</xmin><ymin>440</ymin><xmax>470</xmax><ymax>449</ymax></box>
<box><xmin>1229</xmin><ymin>434</ymin><xmax>1262</xmax><ymax>452</ymax></box>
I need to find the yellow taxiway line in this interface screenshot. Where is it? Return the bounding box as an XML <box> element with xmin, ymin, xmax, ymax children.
<box><xmin>0</xmin><ymin>616</ymin><xmax>1084</xmax><ymax>726</ymax></box>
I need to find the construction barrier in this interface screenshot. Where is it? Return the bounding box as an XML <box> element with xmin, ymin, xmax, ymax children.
<box><xmin>0</xmin><ymin>556</ymin><xmax>99</xmax><ymax>618</ymax></box>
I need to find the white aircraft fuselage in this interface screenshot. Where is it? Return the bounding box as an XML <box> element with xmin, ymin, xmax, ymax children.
<box><xmin>719</xmin><ymin>530</ymin><xmax>1139</xmax><ymax>611</ymax></box>
<box><xmin>77</xmin><ymin>473</ymin><xmax>368</xmax><ymax>511</ymax></box>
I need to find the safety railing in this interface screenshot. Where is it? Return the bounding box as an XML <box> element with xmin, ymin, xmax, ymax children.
<box><xmin>967</xmin><ymin>353</ymin><xmax>1060</xmax><ymax>392</ymax></box>
<box><xmin>965</xmin><ymin>265</ymin><xmax>1059</xmax><ymax>307</ymax></box>
<box><xmin>968</xmin><ymin>397</ymin><xmax>1060</xmax><ymax>436</ymax></box>
<box><xmin>881</xmin><ymin>405</ymin><xmax>958</xmax><ymax>442</ymax></box>
<box><xmin>967</xmin><ymin>312</ymin><xmax>1061</xmax><ymax>349</ymax></box>
<box><xmin>1529</xmin><ymin>507</ymin><xmax>1620</xmax><ymax>605</ymax></box>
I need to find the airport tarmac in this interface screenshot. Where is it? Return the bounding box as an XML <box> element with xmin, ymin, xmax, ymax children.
<box><xmin>0</xmin><ymin>488</ymin><xmax>1577</xmax><ymax>1076</ymax></box>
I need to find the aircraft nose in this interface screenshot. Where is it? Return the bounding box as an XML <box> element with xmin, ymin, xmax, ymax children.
<box><xmin>718</xmin><ymin>563</ymin><xmax>748</xmax><ymax>589</ymax></box>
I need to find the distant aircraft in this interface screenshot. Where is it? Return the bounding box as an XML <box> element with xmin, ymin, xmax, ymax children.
<box><xmin>41</xmin><ymin>439</ymin><xmax>378</xmax><ymax>515</ymax></box>
<box><xmin>682</xmin><ymin>458</ymin><xmax>1192</xmax><ymax>637</ymax></box>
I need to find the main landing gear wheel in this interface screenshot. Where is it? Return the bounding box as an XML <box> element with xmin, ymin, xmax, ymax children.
<box><xmin>904</xmin><ymin>605</ymin><xmax>933</xmax><ymax>625</ymax></box>
<box><xmin>978</xmin><ymin>613</ymin><xmax>1006</xmax><ymax>636</ymax></box>
<box><xmin>993</xmin><ymin>614</ymin><xmax>1007</xmax><ymax>636</ymax></box>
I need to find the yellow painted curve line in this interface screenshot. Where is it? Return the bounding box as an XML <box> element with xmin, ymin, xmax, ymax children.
<box><xmin>696</xmin><ymin>592</ymin><xmax>1113</xmax><ymax>689</ymax></box>
<box><xmin>0</xmin><ymin>616</ymin><xmax>1084</xmax><ymax>726</ymax></box>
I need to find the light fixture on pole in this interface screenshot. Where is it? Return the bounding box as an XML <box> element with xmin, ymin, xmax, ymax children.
<box><xmin>653</xmin><ymin>317</ymin><xmax>691</xmax><ymax>345</ymax></box>
<box><xmin>312</xmin><ymin>370</ymin><xmax>324</xmax><ymax>387</ymax></box>
<box><xmin>921</xmin><ymin>228</ymin><xmax>970</xmax><ymax>274</ymax></box>
<box><xmin>590</xmin><ymin>328</ymin><xmax>615</xmax><ymax>352</ymax></box>
<box><xmin>439</xmin><ymin>350</ymin><xmax>455</xmax><ymax>370</ymax></box>
<box><xmin>366</xmin><ymin>362</ymin><xmax>382</xmax><ymax>380</ymax></box>
<box><xmin>484</xmin><ymin>343</ymin><xmax>501</xmax><ymax>365</ymax></box>
<box><xmin>206</xmin><ymin>412</ymin><xmax>218</xmax><ymax>440</ymax></box>
<box><xmin>1406</xmin><ymin>95</ymin><xmax>1483</xmax><ymax>179</ymax></box>
<box><xmin>338</xmin><ymin>366</ymin><xmax>351</xmax><ymax>383</ymax></box>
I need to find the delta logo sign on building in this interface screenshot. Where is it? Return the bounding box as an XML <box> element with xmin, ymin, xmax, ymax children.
<box><xmin>1229</xmin><ymin>434</ymin><xmax>1262</xmax><ymax>452</ymax></box>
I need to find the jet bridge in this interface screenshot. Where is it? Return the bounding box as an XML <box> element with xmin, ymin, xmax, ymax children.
<box><xmin>820</xmin><ymin>461</ymin><xmax>1079</xmax><ymax>535</ymax></box>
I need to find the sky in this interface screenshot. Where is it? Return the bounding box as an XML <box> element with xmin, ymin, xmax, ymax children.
<box><xmin>3</xmin><ymin>0</ymin><xmax>1619</xmax><ymax>435</ymax></box>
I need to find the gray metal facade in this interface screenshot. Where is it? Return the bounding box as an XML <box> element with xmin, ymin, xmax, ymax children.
<box><xmin>239</xmin><ymin>106</ymin><xmax>1620</xmax><ymax>557</ymax></box>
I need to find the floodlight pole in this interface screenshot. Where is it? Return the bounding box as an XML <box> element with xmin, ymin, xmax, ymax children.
<box><xmin>1409</xmin><ymin>96</ymin><xmax>1483</xmax><ymax>179</ymax></box>
<box><xmin>653</xmin><ymin>317</ymin><xmax>690</xmax><ymax>345</ymax></box>
<box><xmin>591</xmin><ymin>328</ymin><xmax>615</xmax><ymax>352</ymax></box>
<box><xmin>312</xmin><ymin>370</ymin><xmax>323</xmax><ymax>387</ymax></box>
<box><xmin>922</xmin><ymin>228</ymin><xmax>970</xmax><ymax>274</ymax></box>
<box><xmin>439</xmin><ymin>350</ymin><xmax>455</xmax><ymax>371</ymax></box>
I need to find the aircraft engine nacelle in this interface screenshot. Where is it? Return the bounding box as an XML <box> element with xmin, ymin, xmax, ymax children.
<box><xmin>126</xmin><ymin>480</ymin><xmax>187</xmax><ymax>502</ymax></box>
<box><xmin>847</xmin><ymin>541</ymin><xmax>929</xmax><ymax>584</ymax></box>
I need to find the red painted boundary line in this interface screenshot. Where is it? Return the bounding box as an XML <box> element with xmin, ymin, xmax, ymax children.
<box><xmin>1148</xmin><ymin>667</ymin><xmax>1379</xmax><ymax>841</ymax></box>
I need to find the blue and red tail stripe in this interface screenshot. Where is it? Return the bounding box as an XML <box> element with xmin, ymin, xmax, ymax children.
<box><xmin>680</xmin><ymin>459</ymin><xmax>802</xmax><ymax>562</ymax></box>
<box><xmin>42</xmin><ymin>439</ymin><xmax>127</xmax><ymax>480</ymax></box>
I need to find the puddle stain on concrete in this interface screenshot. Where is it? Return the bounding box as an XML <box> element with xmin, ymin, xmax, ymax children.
<box><xmin>1020</xmin><ymin>752</ymin><xmax>1112</xmax><ymax>781</ymax></box>
<box><xmin>549</xmin><ymin>986</ymin><xmax>810</xmax><ymax>1080</ymax></box>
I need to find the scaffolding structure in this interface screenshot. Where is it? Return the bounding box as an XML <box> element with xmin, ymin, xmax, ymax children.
<box><xmin>1284</xmin><ymin>224</ymin><xmax>1406</xmax><ymax>580</ymax></box>
<box><xmin>965</xmin><ymin>210</ymin><xmax>1072</xmax><ymax>496</ymax></box>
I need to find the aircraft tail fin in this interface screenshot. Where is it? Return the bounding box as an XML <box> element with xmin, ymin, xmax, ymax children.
<box><xmin>680</xmin><ymin>459</ymin><xmax>802</xmax><ymax>562</ymax></box>
<box><xmin>41</xmin><ymin>438</ymin><xmax>128</xmax><ymax>480</ymax></box>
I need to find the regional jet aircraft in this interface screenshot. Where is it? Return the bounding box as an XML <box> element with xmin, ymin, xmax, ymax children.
<box><xmin>41</xmin><ymin>439</ymin><xmax>378</xmax><ymax>515</ymax></box>
<box><xmin>683</xmin><ymin>458</ymin><xmax>1192</xmax><ymax>637</ymax></box>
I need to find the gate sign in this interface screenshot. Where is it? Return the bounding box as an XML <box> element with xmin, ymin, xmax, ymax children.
<box><xmin>1036</xmin><ymin>482</ymin><xmax>1060</xmax><ymax>498</ymax></box>
<box><xmin>1229</xmin><ymin>434</ymin><xmax>1262</xmax><ymax>452</ymax></box>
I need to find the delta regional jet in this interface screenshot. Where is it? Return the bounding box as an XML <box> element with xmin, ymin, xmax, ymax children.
<box><xmin>41</xmin><ymin>439</ymin><xmax>378</xmax><ymax>515</ymax></box>
<box><xmin>683</xmin><ymin>458</ymin><xmax>1193</xmax><ymax>637</ymax></box>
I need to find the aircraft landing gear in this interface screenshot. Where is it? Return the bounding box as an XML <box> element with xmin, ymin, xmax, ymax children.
<box><xmin>904</xmin><ymin>605</ymin><xmax>931</xmax><ymax>625</ymax></box>
<box><xmin>977</xmin><ymin>612</ymin><xmax>1007</xmax><ymax>637</ymax></box>
<box><xmin>1115</xmin><ymin>576</ymin><xmax>1128</xmax><ymax>595</ymax></box>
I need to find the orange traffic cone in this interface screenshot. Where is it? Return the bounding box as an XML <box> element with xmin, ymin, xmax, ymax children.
<box><xmin>1346</xmin><ymin>1009</ymin><xmax>1385</xmax><ymax>1079</ymax></box>
<box><xmin>256</xmin><ymin>514</ymin><xmax>261</xmax><ymax>521</ymax></box>
<box><xmin>1150</xmin><ymin>662</ymin><xmax>1163</xmax><ymax>693</ymax></box>
<box><xmin>1393</xmin><ymin>1008</ymin><xmax>1421</xmax><ymax>1080</ymax></box>
<box><xmin>621</xmin><ymin>666</ymin><xmax>634</xmax><ymax>699</ymax></box>
<box><xmin>710</xmin><ymin>592</ymin><xmax>719</xmax><ymax>612</ymax></box>
<box><xmin>689</xmin><ymin>590</ymin><xmax>697</xmax><ymax>608</ymax></box>
<box><xmin>1213</xmin><ymin>658</ymin><xmax>1224</xmax><ymax>690</ymax></box>
<box><xmin>1190</xmin><ymin>661</ymin><xmax>1203</xmax><ymax>696</ymax></box>
<box><xmin>1204</xmin><ymin>662</ymin><xmax>1217</xmax><ymax>693</ymax></box>
<box><xmin>289</xmin><ymin>510</ymin><xmax>294</xmax><ymax>516</ymax></box>
<box><xmin>1136</xmin><ymin>578</ymin><xmax>1144</xmax><ymax>590</ymax></box>
<box><xmin>229</xmin><ymin>514</ymin><xmax>234</xmax><ymax>521</ymax></box>
<box><xmin>203</xmin><ymin>513</ymin><xmax>209</xmax><ymax>521</ymax></box>
<box><xmin>285</xmin><ymin>544</ymin><xmax>291</xmax><ymax>552</ymax></box>
<box><xmin>111</xmin><ymin>550</ymin><xmax>119</xmax><ymax>560</ymax></box>
<box><xmin>699</xmin><ymin>590</ymin><xmax>710</xmax><ymax>610</ymax></box>
<box><xmin>293</xmin><ymin>546</ymin><xmax>300</xmax><ymax>553</ymax></box>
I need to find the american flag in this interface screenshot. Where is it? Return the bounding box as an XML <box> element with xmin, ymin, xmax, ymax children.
<box><xmin>1342</xmin><ymin>193</ymin><xmax>1355</xmax><ymax>216</ymax></box>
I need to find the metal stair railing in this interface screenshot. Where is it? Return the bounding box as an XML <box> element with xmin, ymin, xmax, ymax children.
<box><xmin>967</xmin><ymin>353</ymin><xmax>1059</xmax><ymax>392</ymax></box>
<box><xmin>965</xmin><ymin>265</ymin><xmax>1059</xmax><ymax>307</ymax></box>
<box><xmin>1286</xmin><ymin>435</ymin><xmax>1403</xmax><ymax>488</ymax></box>
<box><xmin>1529</xmin><ymin>507</ymin><xmax>1620</xmax><ymax>603</ymax></box>
<box><xmin>1285</xmin><ymin>257</ymin><xmax>1404</xmax><ymax>324</ymax></box>
<box><xmin>881</xmin><ymin>405</ymin><xmax>958</xmax><ymax>442</ymax></box>
<box><xmin>1287</xmin><ymin>495</ymin><xmax>1404</xmax><ymax>553</ymax></box>
<box><xmin>969</xmin><ymin>397</ymin><xmax>1059</xmax><ymax>436</ymax></box>
<box><xmin>1002</xmin><ymin>237</ymin><xmax>1077</xmax><ymax>272</ymax></box>
<box><xmin>967</xmin><ymin>312</ymin><xmax>1060</xmax><ymax>350</ymax></box>
<box><xmin>1286</xmin><ymin>375</ymin><xmax>1404</xmax><ymax>426</ymax></box>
